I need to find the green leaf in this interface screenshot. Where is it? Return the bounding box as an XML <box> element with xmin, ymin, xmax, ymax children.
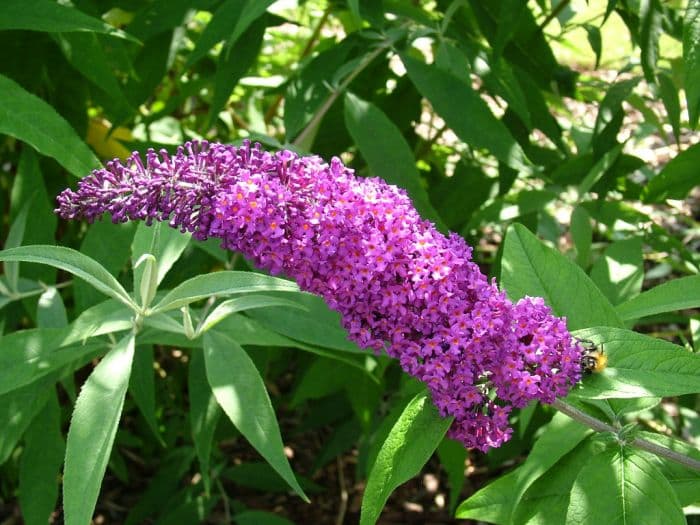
<box><xmin>66</xmin><ymin>299</ymin><xmax>134</xmax><ymax>343</ymax></box>
<box><xmin>437</xmin><ymin>438</ymin><xmax>467</xmax><ymax>512</ymax></box>
<box><xmin>658</xmin><ymin>73</ymin><xmax>681</xmax><ymax>144</ymax></box>
<box><xmin>0</xmin><ymin>245</ymin><xmax>135</xmax><ymax>309</ymax></box>
<box><xmin>55</xmin><ymin>33</ymin><xmax>132</xmax><ymax>112</ymax></box>
<box><xmin>636</xmin><ymin>431</ymin><xmax>700</xmax><ymax>506</ymax></box>
<box><xmin>10</xmin><ymin>148</ymin><xmax>57</xmax><ymax>284</ymax></box>
<box><xmin>284</xmin><ymin>40</ymin><xmax>355</xmax><ymax>141</ymax></box>
<box><xmin>584</xmin><ymin>24</ymin><xmax>602</xmax><ymax>69</ymax></box>
<box><xmin>492</xmin><ymin>0</ymin><xmax>529</xmax><ymax>59</ymax></box>
<box><xmin>18</xmin><ymin>393</ymin><xmax>64</xmax><ymax>525</ymax></box>
<box><xmin>565</xmin><ymin>448</ymin><xmax>684</xmax><ymax>525</ymax></box>
<box><xmin>501</xmin><ymin>223</ymin><xmax>623</xmax><ymax>330</ymax></box>
<box><xmin>123</xmin><ymin>448</ymin><xmax>195</xmax><ymax>525</ymax></box>
<box><xmin>63</xmin><ymin>332</ymin><xmax>135</xmax><ymax>525</ymax></box>
<box><xmin>0</xmin><ymin>0</ymin><xmax>138</xmax><ymax>41</ymax></box>
<box><xmin>198</xmin><ymin>294</ymin><xmax>306</xmax><ymax>335</ymax></box>
<box><xmin>3</xmin><ymin>197</ymin><xmax>32</xmax><ymax>291</ymax></box>
<box><xmin>129</xmin><ymin>346</ymin><xmax>162</xmax><ymax>444</ymax></box>
<box><xmin>643</xmin><ymin>142</ymin><xmax>700</xmax><ymax>202</ymax></box>
<box><xmin>570</xmin><ymin>206</ymin><xmax>592</xmax><ymax>268</ymax></box>
<box><xmin>592</xmin><ymin>78</ymin><xmax>639</xmax><ymax>157</ymax></box>
<box><xmin>513</xmin><ymin>438</ymin><xmax>600</xmax><ymax>524</ymax></box>
<box><xmin>246</xmin><ymin>292</ymin><xmax>364</xmax><ymax>354</ymax></box>
<box><xmin>506</xmin><ymin>412</ymin><xmax>592</xmax><ymax>522</ymax></box>
<box><xmin>616</xmin><ymin>274</ymin><xmax>700</xmax><ymax>320</ymax></box>
<box><xmin>188</xmin><ymin>349</ymin><xmax>221</xmax><ymax>495</ymax></box>
<box><xmin>151</xmin><ymin>271</ymin><xmax>298</xmax><ymax>313</ymax></box>
<box><xmin>187</xmin><ymin>0</ymin><xmax>275</xmax><ymax>66</ymax></box>
<box><xmin>0</xmin><ymin>76</ymin><xmax>98</xmax><ymax>178</ymax></box>
<box><xmin>574</xmin><ymin>326</ymin><xmax>700</xmax><ymax>398</ymax></box>
<box><xmin>400</xmin><ymin>54</ymin><xmax>529</xmax><ymax>172</ymax></box>
<box><xmin>37</xmin><ymin>287</ymin><xmax>69</xmax><ymax>329</ymax></box>
<box><xmin>0</xmin><ymin>327</ymin><xmax>102</xmax><ymax>396</ymax></box>
<box><xmin>233</xmin><ymin>510</ymin><xmax>295</xmax><ymax>525</ymax></box>
<box><xmin>344</xmin><ymin>92</ymin><xmax>444</xmax><ymax>228</ymax></box>
<box><xmin>456</xmin><ymin>469</ymin><xmax>518</xmax><ymax>523</ymax></box>
<box><xmin>590</xmin><ymin>238</ymin><xmax>644</xmax><ymax>306</ymax></box>
<box><xmin>639</xmin><ymin>0</ymin><xmax>662</xmax><ymax>83</ymax></box>
<box><xmin>360</xmin><ymin>391</ymin><xmax>451</xmax><ymax>525</ymax></box>
<box><xmin>684</xmin><ymin>0</ymin><xmax>700</xmax><ymax>127</ymax></box>
<box><xmin>74</xmin><ymin>221</ymin><xmax>136</xmax><ymax>312</ymax></box>
<box><xmin>132</xmin><ymin>221</ymin><xmax>191</xmax><ymax>297</ymax></box>
<box><xmin>203</xmin><ymin>331</ymin><xmax>308</xmax><ymax>501</ymax></box>
<box><xmin>208</xmin><ymin>17</ymin><xmax>266</xmax><ymax>127</ymax></box>
<box><xmin>0</xmin><ymin>375</ymin><xmax>55</xmax><ymax>465</ymax></box>
<box><xmin>577</xmin><ymin>143</ymin><xmax>623</xmax><ymax>199</ymax></box>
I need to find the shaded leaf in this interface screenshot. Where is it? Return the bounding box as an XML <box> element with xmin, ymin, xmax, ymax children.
<box><xmin>684</xmin><ymin>0</ymin><xmax>700</xmax><ymax>127</ymax></box>
<box><xmin>18</xmin><ymin>393</ymin><xmax>64</xmax><ymax>525</ymax></box>
<box><xmin>0</xmin><ymin>75</ymin><xmax>99</xmax><ymax>178</ymax></box>
<box><xmin>0</xmin><ymin>375</ymin><xmax>55</xmax><ymax>465</ymax></box>
<box><xmin>0</xmin><ymin>0</ymin><xmax>138</xmax><ymax>41</ymax></box>
<box><xmin>188</xmin><ymin>349</ymin><xmax>221</xmax><ymax>495</ymax></box>
<box><xmin>643</xmin><ymin>142</ymin><xmax>700</xmax><ymax>202</ymax></box>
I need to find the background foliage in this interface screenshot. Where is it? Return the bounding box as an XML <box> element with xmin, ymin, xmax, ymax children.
<box><xmin>1</xmin><ymin>0</ymin><xmax>700</xmax><ymax>523</ymax></box>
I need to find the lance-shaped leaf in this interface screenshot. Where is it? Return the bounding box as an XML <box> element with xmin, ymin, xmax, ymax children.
<box><xmin>401</xmin><ymin>54</ymin><xmax>529</xmax><ymax>172</ymax></box>
<box><xmin>501</xmin><ymin>223</ymin><xmax>623</xmax><ymax>330</ymax></box>
<box><xmin>203</xmin><ymin>331</ymin><xmax>308</xmax><ymax>501</ymax></box>
<box><xmin>0</xmin><ymin>245</ymin><xmax>135</xmax><ymax>309</ymax></box>
<box><xmin>18</xmin><ymin>393</ymin><xmax>64</xmax><ymax>525</ymax></box>
<box><xmin>0</xmin><ymin>75</ymin><xmax>99</xmax><ymax>177</ymax></box>
<box><xmin>151</xmin><ymin>271</ymin><xmax>298</xmax><ymax>313</ymax></box>
<box><xmin>616</xmin><ymin>274</ymin><xmax>700</xmax><ymax>320</ymax></box>
<box><xmin>685</xmin><ymin>0</ymin><xmax>700</xmax><ymax>127</ymax></box>
<box><xmin>0</xmin><ymin>0</ymin><xmax>138</xmax><ymax>41</ymax></box>
<box><xmin>360</xmin><ymin>391</ymin><xmax>451</xmax><ymax>525</ymax></box>
<box><xmin>63</xmin><ymin>332</ymin><xmax>136</xmax><ymax>525</ymax></box>
<box><xmin>198</xmin><ymin>294</ymin><xmax>306</xmax><ymax>335</ymax></box>
<box><xmin>643</xmin><ymin>142</ymin><xmax>700</xmax><ymax>202</ymax></box>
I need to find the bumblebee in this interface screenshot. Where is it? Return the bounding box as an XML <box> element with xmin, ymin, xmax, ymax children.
<box><xmin>579</xmin><ymin>339</ymin><xmax>608</xmax><ymax>374</ymax></box>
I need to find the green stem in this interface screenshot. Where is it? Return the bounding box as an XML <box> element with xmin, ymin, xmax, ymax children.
<box><xmin>538</xmin><ymin>0</ymin><xmax>572</xmax><ymax>31</ymax></box>
<box><xmin>551</xmin><ymin>399</ymin><xmax>700</xmax><ymax>472</ymax></box>
<box><xmin>292</xmin><ymin>40</ymin><xmax>389</xmax><ymax>148</ymax></box>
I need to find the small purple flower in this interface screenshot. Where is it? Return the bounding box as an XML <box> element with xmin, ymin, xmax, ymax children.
<box><xmin>56</xmin><ymin>141</ymin><xmax>583</xmax><ymax>452</ymax></box>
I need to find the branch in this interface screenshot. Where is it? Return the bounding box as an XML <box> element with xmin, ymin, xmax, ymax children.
<box><xmin>551</xmin><ymin>398</ymin><xmax>700</xmax><ymax>472</ymax></box>
<box><xmin>292</xmin><ymin>39</ymin><xmax>390</xmax><ymax>148</ymax></box>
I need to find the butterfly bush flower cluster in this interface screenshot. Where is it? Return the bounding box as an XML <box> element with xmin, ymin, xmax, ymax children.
<box><xmin>57</xmin><ymin>141</ymin><xmax>583</xmax><ymax>452</ymax></box>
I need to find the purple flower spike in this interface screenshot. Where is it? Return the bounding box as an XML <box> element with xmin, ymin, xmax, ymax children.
<box><xmin>56</xmin><ymin>141</ymin><xmax>583</xmax><ymax>452</ymax></box>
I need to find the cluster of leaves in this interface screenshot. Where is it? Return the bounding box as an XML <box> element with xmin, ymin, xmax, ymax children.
<box><xmin>1</xmin><ymin>0</ymin><xmax>700</xmax><ymax>524</ymax></box>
